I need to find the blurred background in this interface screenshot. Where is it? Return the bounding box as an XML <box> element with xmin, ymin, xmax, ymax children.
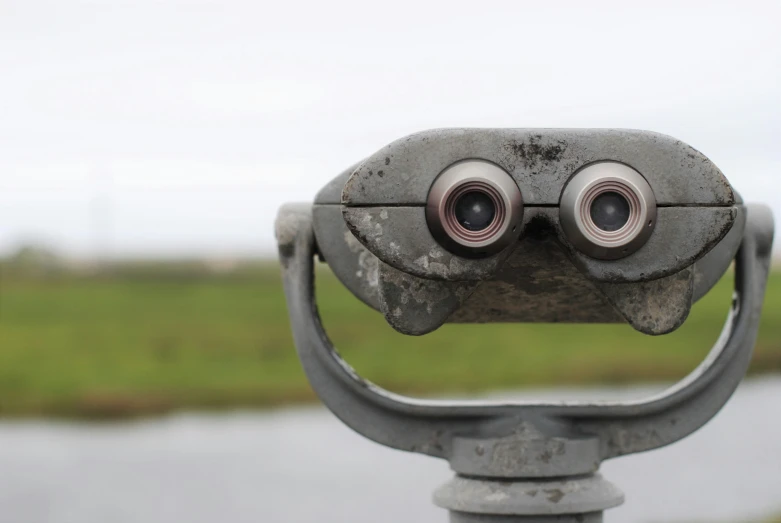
<box><xmin>1</xmin><ymin>0</ymin><xmax>780</xmax><ymax>522</ymax></box>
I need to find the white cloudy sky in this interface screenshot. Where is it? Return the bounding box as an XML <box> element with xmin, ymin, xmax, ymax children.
<box><xmin>1</xmin><ymin>0</ymin><xmax>779</xmax><ymax>258</ymax></box>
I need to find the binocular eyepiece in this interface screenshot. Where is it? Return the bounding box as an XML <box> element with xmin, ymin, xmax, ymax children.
<box><xmin>558</xmin><ymin>161</ymin><xmax>657</xmax><ymax>260</ymax></box>
<box><xmin>426</xmin><ymin>160</ymin><xmax>524</xmax><ymax>258</ymax></box>
<box><xmin>426</xmin><ymin>160</ymin><xmax>657</xmax><ymax>260</ymax></box>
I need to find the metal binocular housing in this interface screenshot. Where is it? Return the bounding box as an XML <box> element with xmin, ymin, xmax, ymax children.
<box><xmin>276</xmin><ymin>129</ymin><xmax>775</xmax><ymax>522</ymax></box>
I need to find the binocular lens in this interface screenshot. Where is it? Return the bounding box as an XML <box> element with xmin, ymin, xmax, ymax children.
<box><xmin>426</xmin><ymin>160</ymin><xmax>524</xmax><ymax>258</ymax></box>
<box><xmin>559</xmin><ymin>162</ymin><xmax>657</xmax><ymax>260</ymax></box>
<box><xmin>455</xmin><ymin>191</ymin><xmax>496</xmax><ymax>232</ymax></box>
<box><xmin>590</xmin><ymin>191</ymin><xmax>630</xmax><ymax>232</ymax></box>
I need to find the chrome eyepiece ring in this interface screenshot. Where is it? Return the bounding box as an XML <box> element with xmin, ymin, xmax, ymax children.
<box><xmin>426</xmin><ymin>160</ymin><xmax>523</xmax><ymax>258</ymax></box>
<box><xmin>560</xmin><ymin>162</ymin><xmax>656</xmax><ymax>260</ymax></box>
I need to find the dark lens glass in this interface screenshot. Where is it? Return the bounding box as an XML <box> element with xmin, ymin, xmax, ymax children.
<box><xmin>590</xmin><ymin>192</ymin><xmax>630</xmax><ymax>232</ymax></box>
<box><xmin>455</xmin><ymin>191</ymin><xmax>495</xmax><ymax>231</ymax></box>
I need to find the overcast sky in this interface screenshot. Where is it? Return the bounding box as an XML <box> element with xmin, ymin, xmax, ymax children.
<box><xmin>1</xmin><ymin>0</ymin><xmax>779</xmax><ymax>259</ymax></box>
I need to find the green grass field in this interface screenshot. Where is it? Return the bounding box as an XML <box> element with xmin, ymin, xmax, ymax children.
<box><xmin>0</xmin><ymin>261</ymin><xmax>779</xmax><ymax>418</ymax></box>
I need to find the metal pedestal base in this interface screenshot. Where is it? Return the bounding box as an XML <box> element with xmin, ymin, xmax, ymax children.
<box><xmin>450</xmin><ymin>512</ymin><xmax>603</xmax><ymax>523</ymax></box>
<box><xmin>435</xmin><ymin>473</ymin><xmax>623</xmax><ymax>523</ymax></box>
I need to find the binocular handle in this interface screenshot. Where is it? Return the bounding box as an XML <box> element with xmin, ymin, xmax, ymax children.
<box><xmin>276</xmin><ymin>202</ymin><xmax>773</xmax><ymax>465</ymax></box>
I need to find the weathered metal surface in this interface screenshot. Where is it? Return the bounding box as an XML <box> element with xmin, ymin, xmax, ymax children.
<box><xmin>692</xmin><ymin>203</ymin><xmax>746</xmax><ymax>302</ymax></box>
<box><xmin>596</xmin><ymin>267</ymin><xmax>693</xmax><ymax>335</ymax></box>
<box><xmin>342</xmin><ymin>205</ymin><xmax>514</xmax><ymax>281</ymax></box>
<box><xmin>344</xmin><ymin>224</ymin><xmax>698</xmax><ymax>335</ymax></box>
<box><xmin>449</xmin><ymin>418</ymin><xmax>601</xmax><ymax>478</ymax></box>
<box><xmin>342</xmin><ymin>129</ymin><xmax>734</xmax><ymax>206</ymax></box>
<box><xmin>433</xmin><ymin>474</ymin><xmax>624</xmax><ymax>515</ymax></box>
<box><xmin>274</xmin><ymin>202</ymin><xmax>313</xmax><ymax>267</ymax></box>
<box><xmin>377</xmin><ymin>261</ymin><xmax>477</xmax><ymax>335</ymax></box>
<box><xmin>312</xmin><ymin>204</ymin><xmax>381</xmax><ymax>310</ymax></box>
<box><xmin>450</xmin><ymin>238</ymin><xmax>624</xmax><ymax>325</ymax></box>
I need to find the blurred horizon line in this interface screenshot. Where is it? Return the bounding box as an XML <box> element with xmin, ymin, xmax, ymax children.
<box><xmin>2</xmin><ymin>242</ymin><xmax>780</xmax><ymax>268</ymax></box>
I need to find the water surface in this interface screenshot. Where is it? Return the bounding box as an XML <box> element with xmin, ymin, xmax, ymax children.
<box><xmin>0</xmin><ymin>377</ymin><xmax>779</xmax><ymax>523</ymax></box>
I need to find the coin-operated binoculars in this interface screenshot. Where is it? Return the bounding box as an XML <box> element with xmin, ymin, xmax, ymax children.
<box><xmin>276</xmin><ymin>129</ymin><xmax>774</xmax><ymax>522</ymax></box>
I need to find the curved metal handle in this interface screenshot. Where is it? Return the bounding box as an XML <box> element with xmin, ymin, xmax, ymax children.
<box><xmin>276</xmin><ymin>202</ymin><xmax>774</xmax><ymax>461</ymax></box>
